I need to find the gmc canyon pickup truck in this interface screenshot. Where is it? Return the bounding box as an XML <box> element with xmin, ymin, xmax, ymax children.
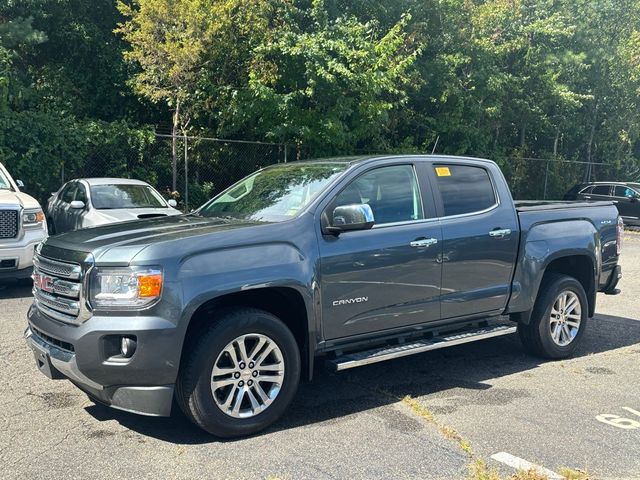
<box><xmin>25</xmin><ymin>155</ymin><xmax>623</xmax><ymax>437</ymax></box>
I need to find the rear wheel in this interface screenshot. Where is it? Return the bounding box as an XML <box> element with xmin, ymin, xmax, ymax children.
<box><xmin>518</xmin><ymin>273</ymin><xmax>588</xmax><ymax>359</ymax></box>
<box><xmin>176</xmin><ymin>308</ymin><xmax>300</xmax><ymax>437</ymax></box>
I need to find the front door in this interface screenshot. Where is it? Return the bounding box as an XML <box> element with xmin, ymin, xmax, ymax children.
<box><xmin>318</xmin><ymin>163</ymin><xmax>442</xmax><ymax>340</ymax></box>
<box><xmin>612</xmin><ymin>185</ymin><xmax>640</xmax><ymax>223</ymax></box>
<box><xmin>55</xmin><ymin>182</ymin><xmax>78</xmax><ymax>233</ymax></box>
<box><xmin>432</xmin><ymin>162</ymin><xmax>519</xmax><ymax>319</ymax></box>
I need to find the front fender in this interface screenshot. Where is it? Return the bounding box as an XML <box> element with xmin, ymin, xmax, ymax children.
<box><xmin>178</xmin><ymin>242</ymin><xmax>314</xmax><ymax>321</ymax></box>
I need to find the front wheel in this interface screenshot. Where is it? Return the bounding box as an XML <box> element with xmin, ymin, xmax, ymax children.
<box><xmin>518</xmin><ymin>273</ymin><xmax>588</xmax><ymax>359</ymax></box>
<box><xmin>176</xmin><ymin>308</ymin><xmax>300</xmax><ymax>438</ymax></box>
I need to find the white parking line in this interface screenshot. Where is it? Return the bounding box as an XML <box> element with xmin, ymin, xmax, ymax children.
<box><xmin>490</xmin><ymin>452</ymin><xmax>563</xmax><ymax>479</ymax></box>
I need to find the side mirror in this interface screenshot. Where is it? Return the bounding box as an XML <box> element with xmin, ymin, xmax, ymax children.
<box><xmin>327</xmin><ymin>204</ymin><xmax>375</xmax><ymax>234</ymax></box>
<box><xmin>16</xmin><ymin>180</ymin><xmax>24</xmax><ymax>189</ymax></box>
<box><xmin>167</xmin><ymin>199</ymin><xmax>178</xmax><ymax>208</ymax></box>
<box><xmin>70</xmin><ymin>200</ymin><xmax>85</xmax><ymax>209</ymax></box>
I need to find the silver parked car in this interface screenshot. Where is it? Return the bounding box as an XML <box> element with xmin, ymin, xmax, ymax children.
<box><xmin>46</xmin><ymin>178</ymin><xmax>181</xmax><ymax>234</ymax></box>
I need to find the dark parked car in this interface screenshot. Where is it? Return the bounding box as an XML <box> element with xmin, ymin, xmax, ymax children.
<box><xmin>564</xmin><ymin>182</ymin><xmax>640</xmax><ymax>226</ymax></box>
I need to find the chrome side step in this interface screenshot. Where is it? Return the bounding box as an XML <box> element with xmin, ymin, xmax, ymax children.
<box><xmin>327</xmin><ymin>323</ymin><xmax>517</xmax><ymax>371</ymax></box>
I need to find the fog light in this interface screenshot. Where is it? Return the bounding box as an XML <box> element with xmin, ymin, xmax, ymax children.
<box><xmin>120</xmin><ymin>337</ymin><xmax>137</xmax><ymax>358</ymax></box>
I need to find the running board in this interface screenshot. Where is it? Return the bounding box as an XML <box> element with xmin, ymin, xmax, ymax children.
<box><xmin>327</xmin><ymin>323</ymin><xmax>517</xmax><ymax>371</ymax></box>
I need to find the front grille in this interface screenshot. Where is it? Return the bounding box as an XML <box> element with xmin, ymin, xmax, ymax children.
<box><xmin>31</xmin><ymin>326</ymin><xmax>75</xmax><ymax>352</ymax></box>
<box><xmin>0</xmin><ymin>210</ymin><xmax>18</xmax><ymax>239</ymax></box>
<box><xmin>33</xmin><ymin>254</ymin><xmax>84</xmax><ymax>325</ymax></box>
<box><xmin>34</xmin><ymin>255</ymin><xmax>81</xmax><ymax>280</ymax></box>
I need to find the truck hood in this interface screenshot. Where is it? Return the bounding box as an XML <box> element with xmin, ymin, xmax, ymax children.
<box><xmin>90</xmin><ymin>207</ymin><xmax>182</xmax><ymax>224</ymax></box>
<box><xmin>0</xmin><ymin>189</ymin><xmax>42</xmax><ymax>209</ymax></box>
<box><xmin>43</xmin><ymin>214</ymin><xmax>266</xmax><ymax>264</ymax></box>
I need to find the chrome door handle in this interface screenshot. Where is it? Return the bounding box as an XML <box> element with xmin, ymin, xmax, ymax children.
<box><xmin>410</xmin><ymin>238</ymin><xmax>438</xmax><ymax>248</ymax></box>
<box><xmin>489</xmin><ymin>228</ymin><xmax>511</xmax><ymax>238</ymax></box>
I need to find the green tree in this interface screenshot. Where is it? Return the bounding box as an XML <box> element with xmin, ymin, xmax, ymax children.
<box><xmin>218</xmin><ymin>0</ymin><xmax>421</xmax><ymax>155</ymax></box>
<box><xmin>117</xmin><ymin>0</ymin><xmax>222</xmax><ymax>189</ymax></box>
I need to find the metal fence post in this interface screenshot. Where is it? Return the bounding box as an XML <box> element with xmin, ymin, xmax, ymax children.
<box><xmin>543</xmin><ymin>159</ymin><xmax>550</xmax><ymax>200</ymax></box>
<box><xmin>184</xmin><ymin>133</ymin><xmax>189</xmax><ymax>211</ymax></box>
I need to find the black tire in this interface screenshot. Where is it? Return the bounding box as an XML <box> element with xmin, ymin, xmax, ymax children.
<box><xmin>518</xmin><ymin>273</ymin><xmax>589</xmax><ymax>359</ymax></box>
<box><xmin>176</xmin><ymin>307</ymin><xmax>300</xmax><ymax>438</ymax></box>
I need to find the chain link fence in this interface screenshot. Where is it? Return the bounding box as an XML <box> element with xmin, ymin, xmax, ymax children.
<box><xmin>23</xmin><ymin>132</ymin><xmax>638</xmax><ymax>208</ymax></box>
<box><xmin>498</xmin><ymin>156</ymin><xmax>640</xmax><ymax>200</ymax></box>
<box><xmin>58</xmin><ymin>134</ymin><xmax>297</xmax><ymax>211</ymax></box>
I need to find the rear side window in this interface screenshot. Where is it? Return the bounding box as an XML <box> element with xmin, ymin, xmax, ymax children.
<box><xmin>591</xmin><ymin>185</ymin><xmax>611</xmax><ymax>195</ymax></box>
<box><xmin>434</xmin><ymin>165</ymin><xmax>496</xmax><ymax>216</ymax></box>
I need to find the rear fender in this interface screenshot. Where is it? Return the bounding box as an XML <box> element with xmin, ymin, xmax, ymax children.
<box><xmin>507</xmin><ymin>220</ymin><xmax>599</xmax><ymax>322</ymax></box>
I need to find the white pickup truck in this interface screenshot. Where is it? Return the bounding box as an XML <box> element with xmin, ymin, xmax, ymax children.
<box><xmin>0</xmin><ymin>163</ymin><xmax>47</xmax><ymax>280</ymax></box>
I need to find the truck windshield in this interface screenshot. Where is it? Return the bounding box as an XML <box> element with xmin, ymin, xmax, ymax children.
<box><xmin>198</xmin><ymin>163</ymin><xmax>347</xmax><ymax>222</ymax></box>
<box><xmin>0</xmin><ymin>168</ymin><xmax>12</xmax><ymax>190</ymax></box>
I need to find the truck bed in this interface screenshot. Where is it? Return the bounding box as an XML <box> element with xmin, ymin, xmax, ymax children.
<box><xmin>514</xmin><ymin>200</ymin><xmax>614</xmax><ymax>212</ymax></box>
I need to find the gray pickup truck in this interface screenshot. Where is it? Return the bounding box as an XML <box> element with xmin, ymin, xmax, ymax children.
<box><xmin>25</xmin><ymin>155</ymin><xmax>623</xmax><ymax>437</ymax></box>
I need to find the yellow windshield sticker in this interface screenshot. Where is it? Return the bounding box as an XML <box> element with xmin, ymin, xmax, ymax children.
<box><xmin>435</xmin><ymin>167</ymin><xmax>451</xmax><ymax>177</ymax></box>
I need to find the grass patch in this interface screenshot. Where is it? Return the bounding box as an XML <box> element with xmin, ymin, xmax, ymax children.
<box><xmin>468</xmin><ymin>459</ymin><xmax>502</xmax><ymax>480</ymax></box>
<box><xmin>401</xmin><ymin>395</ymin><xmax>474</xmax><ymax>455</ymax></box>
<box><xmin>398</xmin><ymin>394</ymin><xmax>585</xmax><ymax>480</ymax></box>
<box><xmin>467</xmin><ymin>460</ymin><xmax>557</xmax><ymax>480</ymax></box>
<box><xmin>557</xmin><ymin>467</ymin><xmax>590</xmax><ymax>480</ymax></box>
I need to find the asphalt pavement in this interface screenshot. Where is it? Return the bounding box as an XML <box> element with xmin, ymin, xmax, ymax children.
<box><xmin>1</xmin><ymin>235</ymin><xmax>639</xmax><ymax>479</ymax></box>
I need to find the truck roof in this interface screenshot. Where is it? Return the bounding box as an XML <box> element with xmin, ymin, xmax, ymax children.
<box><xmin>272</xmin><ymin>154</ymin><xmax>497</xmax><ymax>167</ymax></box>
<box><xmin>79</xmin><ymin>178</ymin><xmax>152</xmax><ymax>186</ymax></box>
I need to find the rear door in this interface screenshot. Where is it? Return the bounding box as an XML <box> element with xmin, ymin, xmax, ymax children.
<box><xmin>432</xmin><ymin>162</ymin><xmax>520</xmax><ymax>319</ymax></box>
<box><xmin>318</xmin><ymin>162</ymin><xmax>442</xmax><ymax>340</ymax></box>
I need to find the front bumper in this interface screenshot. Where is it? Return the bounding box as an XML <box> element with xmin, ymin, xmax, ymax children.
<box><xmin>25</xmin><ymin>304</ymin><xmax>182</xmax><ymax>417</ymax></box>
<box><xmin>0</xmin><ymin>227</ymin><xmax>46</xmax><ymax>279</ymax></box>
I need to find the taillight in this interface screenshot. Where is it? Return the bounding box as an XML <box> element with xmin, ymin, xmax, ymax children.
<box><xmin>617</xmin><ymin>217</ymin><xmax>624</xmax><ymax>255</ymax></box>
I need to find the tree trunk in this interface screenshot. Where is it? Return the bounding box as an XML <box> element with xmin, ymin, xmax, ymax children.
<box><xmin>553</xmin><ymin>126</ymin><xmax>559</xmax><ymax>157</ymax></box>
<box><xmin>520</xmin><ymin>122</ymin><xmax>526</xmax><ymax>149</ymax></box>
<box><xmin>171</xmin><ymin>98</ymin><xmax>180</xmax><ymax>192</ymax></box>
<box><xmin>584</xmin><ymin>102</ymin><xmax>598</xmax><ymax>182</ymax></box>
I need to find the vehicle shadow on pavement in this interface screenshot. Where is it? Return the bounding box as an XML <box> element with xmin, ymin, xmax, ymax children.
<box><xmin>0</xmin><ymin>281</ymin><xmax>32</xmax><ymax>300</ymax></box>
<box><xmin>83</xmin><ymin>313</ymin><xmax>640</xmax><ymax>444</ymax></box>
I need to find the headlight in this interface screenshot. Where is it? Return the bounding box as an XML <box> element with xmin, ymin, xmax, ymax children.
<box><xmin>90</xmin><ymin>266</ymin><xmax>163</xmax><ymax>309</ymax></box>
<box><xmin>23</xmin><ymin>209</ymin><xmax>45</xmax><ymax>227</ymax></box>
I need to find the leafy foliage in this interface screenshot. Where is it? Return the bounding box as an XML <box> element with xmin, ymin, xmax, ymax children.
<box><xmin>1</xmin><ymin>0</ymin><xmax>640</xmax><ymax>202</ymax></box>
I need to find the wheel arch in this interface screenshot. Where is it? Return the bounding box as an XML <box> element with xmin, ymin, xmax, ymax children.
<box><xmin>543</xmin><ymin>254</ymin><xmax>596</xmax><ymax>316</ymax></box>
<box><xmin>180</xmin><ymin>286</ymin><xmax>314</xmax><ymax>380</ymax></box>
<box><xmin>510</xmin><ymin>251</ymin><xmax>597</xmax><ymax>324</ymax></box>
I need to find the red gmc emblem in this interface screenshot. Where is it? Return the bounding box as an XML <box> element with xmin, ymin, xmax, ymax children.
<box><xmin>33</xmin><ymin>271</ymin><xmax>55</xmax><ymax>293</ymax></box>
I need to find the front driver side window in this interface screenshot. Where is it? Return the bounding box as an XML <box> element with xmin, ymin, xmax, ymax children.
<box><xmin>332</xmin><ymin>165</ymin><xmax>423</xmax><ymax>225</ymax></box>
<box><xmin>61</xmin><ymin>183</ymin><xmax>77</xmax><ymax>203</ymax></box>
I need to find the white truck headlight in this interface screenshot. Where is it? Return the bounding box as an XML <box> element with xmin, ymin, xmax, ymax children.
<box><xmin>90</xmin><ymin>267</ymin><xmax>163</xmax><ymax>309</ymax></box>
<box><xmin>23</xmin><ymin>209</ymin><xmax>46</xmax><ymax>228</ymax></box>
